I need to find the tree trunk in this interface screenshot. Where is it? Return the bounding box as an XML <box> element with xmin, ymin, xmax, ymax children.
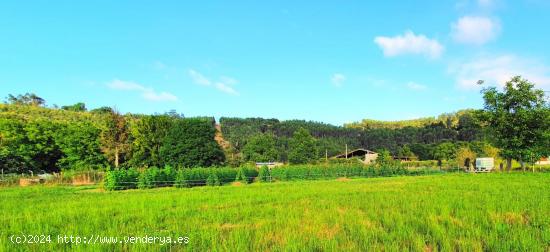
<box><xmin>506</xmin><ymin>158</ymin><xmax>512</xmax><ymax>172</ymax></box>
<box><xmin>115</xmin><ymin>147</ymin><xmax>119</xmax><ymax>168</ymax></box>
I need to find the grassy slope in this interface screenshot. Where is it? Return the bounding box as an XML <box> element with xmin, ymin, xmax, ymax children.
<box><xmin>1</xmin><ymin>173</ymin><xmax>549</xmax><ymax>251</ymax></box>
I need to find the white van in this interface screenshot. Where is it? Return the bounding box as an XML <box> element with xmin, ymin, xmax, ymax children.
<box><xmin>475</xmin><ymin>158</ymin><xmax>494</xmax><ymax>172</ymax></box>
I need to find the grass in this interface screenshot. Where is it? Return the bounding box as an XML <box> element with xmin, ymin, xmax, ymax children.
<box><xmin>1</xmin><ymin>173</ymin><xmax>549</xmax><ymax>251</ymax></box>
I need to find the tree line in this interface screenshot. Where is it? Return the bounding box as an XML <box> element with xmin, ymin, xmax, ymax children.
<box><xmin>0</xmin><ymin>96</ymin><xmax>224</xmax><ymax>173</ymax></box>
<box><xmin>1</xmin><ymin>76</ymin><xmax>548</xmax><ymax>173</ymax></box>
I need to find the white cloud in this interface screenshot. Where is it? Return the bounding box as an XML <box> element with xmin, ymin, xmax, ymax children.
<box><xmin>331</xmin><ymin>73</ymin><xmax>346</xmax><ymax>87</ymax></box>
<box><xmin>107</xmin><ymin>79</ymin><xmax>178</xmax><ymax>102</ymax></box>
<box><xmin>142</xmin><ymin>90</ymin><xmax>178</xmax><ymax>101</ymax></box>
<box><xmin>406</xmin><ymin>82</ymin><xmax>427</xmax><ymax>90</ymax></box>
<box><xmin>215</xmin><ymin>82</ymin><xmax>239</xmax><ymax>95</ymax></box>
<box><xmin>188</xmin><ymin>69</ymin><xmax>212</xmax><ymax>86</ymax></box>
<box><xmin>448</xmin><ymin>54</ymin><xmax>550</xmax><ymax>90</ymax></box>
<box><xmin>451</xmin><ymin>16</ymin><xmax>500</xmax><ymax>45</ymax></box>
<box><xmin>374</xmin><ymin>30</ymin><xmax>444</xmax><ymax>59</ymax></box>
<box><xmin>188</xmin><ymin>69</ymin><xmax>240</xmax><ymax>95</ymax></box>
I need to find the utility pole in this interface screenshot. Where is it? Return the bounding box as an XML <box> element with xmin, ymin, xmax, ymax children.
<box><xmin>345</xmin><ymin>144</ymin><xmax>348</xmax><ymax>160</ymax></box>
<box><xmin>325</xmin><ymin>149</ymin><xmax>328</xmax><ymax>162</ymax></box>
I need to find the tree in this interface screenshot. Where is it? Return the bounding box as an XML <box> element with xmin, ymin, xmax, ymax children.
<box><xmin>90</xmin><ymin>106</ymin><xmax>114</xmax><ymax>114</ymax></box>
<box><xmin>456</xmin><ymin>147</ymin><xmax>476</xmax><ymax>171</ymax></box>
<box><xmin>55</xmin><ymin>122</ymin><xmax>107</xmax><ymax>170</ymax></box>
<box><xmin>242</xmin><ymin>133</ymin><xmax>278</xmax><ymax>162</ymax></box>
<box><xmin>129</xmin><ymin>115</ymin><xmax>174</xmax><ymax>167</ymax></box>
<box><xmin>160</xmin><ymin>118</ymin><xmax>225</xmax><ymax>168</ymax></box>
<box><xmin>61</xmin><ymin>102</ymin><xmax>87</xmax><ymax>112</ymax></box>
<box><xmin>397</xmin><ymin>145</ymin><xmax>417</xmax><ymax>161</ymax></box>
<box><xmin>375</xmin><ymin>149</ymin><xmax>394</xmax><ymax>165</ymax></box>
<box><xmin>433</xmin><ymin>142</ymin><xmax>456</xmax><ymax>162</ymax></box>
<box><xmin>5</xmin><ymin>93</ymin><xmax>45</xmax><ymax>106</ymax></box>
<box><xmin>288</xmin><ymin>128</ymin><xmax>317</xmax><ymax>164</ymax></box>
<box><xmin>480</xmin><ymin>76</ymin><xmax>550</xmax><ymax>171</ymax></box>
<box><xmin>100</xmin><ymin>110</ymin><xmax>130</xmax><ymax>168</ymax></box>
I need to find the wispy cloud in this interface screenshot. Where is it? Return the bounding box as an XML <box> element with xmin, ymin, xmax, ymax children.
<box><xmin>451</xmin><ymin>16</ymin><xmax>500</xmax><ymax>45</ymax></box>
<box><xmin>188</xmin><ymin>69</ymin><xmax>212</xmax><ymax>86</ymax></box>
<box><xmin>374</xmin><ymin>30</ymin><xmax>444</xmax><ymax>59</ymax></box>
<box><xmin>448</xmin><ymin>54</ymin><xmax>550</xmax><ymax>89</ymax></box>
<box><xmin>406</xmin><ymin>82</ymin><xmax>427</xmax><ymax>91</ymax></box>
<box><xmin>188</xmin><ymin>69</ymin><xmax>239</xmax><ymax>95</ymax></box>
<box><xmin>331</xmin><ymin>73</ymin><xmax>346</xmax><ymax>87</ymax></box>
<box><xmin>107</xmin><ymin>79</ymin><xmax>178</xmax><ymax>102</ymax></box>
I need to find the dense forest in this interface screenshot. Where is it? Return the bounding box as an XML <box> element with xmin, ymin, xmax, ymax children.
<box><xmin>220</xmin><ymin>109</ymin><xmax>488</xmax><ymax>163</ymax></box>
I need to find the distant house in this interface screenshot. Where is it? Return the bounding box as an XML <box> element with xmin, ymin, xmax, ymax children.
<box><xmin>332</xmin><ymin>148</ymin><xmax>378</xmax><ymax>164</ymax></box>
<box><xmin>536</xmin><ymin>157</ymin><xmax>550</xmax><ymax>165</ymax></box>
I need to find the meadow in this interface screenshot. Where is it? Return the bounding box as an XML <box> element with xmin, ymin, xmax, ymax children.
<box><xmin>1</xmin><ymin>173</ymin><xmax>549</xmax><ymax>251</ymax></box>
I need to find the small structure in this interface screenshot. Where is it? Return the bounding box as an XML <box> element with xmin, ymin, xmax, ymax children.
<box><xmin>255</xmin><ymin>162</ymin><xmax>284</xmax><ymax>169</ymax></box>
<box><xmin>474</xmin><ymin>157</ymin><xmax>494</xmax><ymax>172</ymax></box>
<box><xmin>332</xmin><ymin>148</ymin><xmax>378</xmax><ymax>164</ymax></box>
<box><xmin>536</xmin><ymin>157</ymin><xmax>550</xmax><ymax>165</ymax></box>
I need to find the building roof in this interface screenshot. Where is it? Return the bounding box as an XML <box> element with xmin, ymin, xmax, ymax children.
<box><xmin>332</xmin><ymin>148</ymin><xmax>377</xmax><ymax>159</ymax></box>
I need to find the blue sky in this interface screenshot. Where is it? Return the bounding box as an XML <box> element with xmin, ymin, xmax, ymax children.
<box><xmin>1</xmin><ymin>0</ymin><xmax>549</xmax><ymax>125</ymax></box>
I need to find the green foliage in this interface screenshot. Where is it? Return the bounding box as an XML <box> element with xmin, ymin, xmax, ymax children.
<box><xmin>206</xmin><ymin>172</ymin><xmax>221</xmax><ymax>186</ymax></box>
<box><xmin>481</xmin><ymin>76</ymin><xmax>550</xmax><ymax>169</ymax></box>
<box><xmin>55</xmin><ymin>121</ymin><xmax>107</xmax><ymax>170</ymax></box>
<box><xmin>100</xmin><ymin>110</ymin><xmax>130</xmax><ymax>168</ymax></box>
<box><xmin>375</xmin><ymin>149</ymin><xmax>394</xmax><ymax>165</ymax></box>
<box><xmin>4</xmin><ymin>93</ymin><xmax>45</xmax><ymax>106</ymax></box>
<box><xmin>257</xmin><ymin>165</ymin><xmax>270</xmax><ymax>182</ymax></box>
<box><xmin>242</xmin><ymin>133</ymin><xmax>278</xmax><ymax>162</ymax></box>
<box><xmin>432</xmin><ymin>142</ymin><xmax>457</xmax><ymax>161</ymax></box>
<box><xmin>61</xmin><ymin>102</ymin><xmax>86</xmax><ymax>112</ymax></box>
<box><xmin>270</xmin><ymin>164</ymin><xmax>420</xmax><ymax>181</ymax></box>
<box><xmin>137</xmin><ymin>166</ymin><xmax>176</xmax><ymax>189</ymax></box>
<box><xmin>129</xmin><ymin>115</ymin><xmax>175</xmax><ymax>168</ymax></box>
<box><xmin>160</xmin><ymin>118</ymin><xmax>225</xmax><ymax>168</ymax></box>
<box><xmin>288</xmin><ymin>128</ymin><xmax>317</xmax><ymax>164</ymax></box>
<box><xmin>235</xmin><ymin>166</ymin><xmax>258</xmax><ymax>184</ymax></box>
<box><xmin>104</xmin><ymin>168</ymin><xmax>139</xmax><ymax>191</ymax></box>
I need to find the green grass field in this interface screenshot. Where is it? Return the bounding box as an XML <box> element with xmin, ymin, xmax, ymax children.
<box><xmin>1</xmin><ymin>173</ymin><xmax>549</xmax><ymax>251</ymax></box>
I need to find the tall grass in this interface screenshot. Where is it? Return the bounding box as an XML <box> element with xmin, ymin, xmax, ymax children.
<box><xmin>0</xmin><ymin>173</ymin><xmax>548</xmax><ymax>251</ymax></box>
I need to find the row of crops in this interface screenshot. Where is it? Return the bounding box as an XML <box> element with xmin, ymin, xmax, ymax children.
<box><xmin>103</xmin><ymin>164</ymin><xmax>445</xmax><ymax>191</ymax></box>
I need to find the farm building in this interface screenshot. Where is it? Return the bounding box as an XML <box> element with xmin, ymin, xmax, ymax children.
<box><xmin>332</xmin><ymin>148</ymin><xmax>378</xmax><ymax>164</ymax></box>
<box><xmin>536</xmin><ymin>157</ymin><xmax>550</xmax><ymax>165</ymax></box>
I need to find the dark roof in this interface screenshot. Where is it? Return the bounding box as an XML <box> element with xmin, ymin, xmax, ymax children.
<box><xmin>332</xmin><ymin>148</ymin><xmax>377</xmax><ymax>159</ymax></box>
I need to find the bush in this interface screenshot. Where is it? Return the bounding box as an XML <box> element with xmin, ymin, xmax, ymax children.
<box><xmin>104</xmin><ymin>168</ymin><xmax>139</xmax><ymax>191</ymax></box>
<box><xmin>206</xmin><ymin>172</ymin><xmax>221</xmax><ymax>186</ymax></box>
<box><xmin>257</xmin><ymin>165</ymin><xmax>270</xmax><ymax>182</ymax></box>
<box><xmin>137</xmin><ymin>166</ymin><xmax>176</xmax><ymax>189</ymax></box>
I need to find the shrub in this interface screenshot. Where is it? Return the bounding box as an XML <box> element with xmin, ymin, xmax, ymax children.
<box><xmin>257</xmin><ymin>165</ymin><xmax>270</xmax><ymax>182</ymax></box>
<box><xmin>206</xmin><ymin>172</ymin><xmax>221</xmax><ymax>186</ymax></box>
<box><xmin>104</xmin><ymin>168</ymin><xmax>139</xmax><ymax>191</ymax></box>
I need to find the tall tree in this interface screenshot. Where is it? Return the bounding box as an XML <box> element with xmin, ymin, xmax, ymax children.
<box><xmin>242</xmin><ymin>133</ymin><xmax>278</xmax><ymax>162</ymax></box>
<box><xmin>5</xmin><ymin>93</ymin><xmax>45</xmax><ymax>106</ymax></box>
<box><xmin>129</xmin><ymin>115</ymin><xmax>174</xmax><ymax>167</ymax></box>
<box><xmin>481</xmin><ymin>76</ymin><xmax>550</xmax><ymax>171</ymax></box>
<box><xmin>100</xmin><ymin>110</ymin><xmax>130</xmax><ymax>168</ymax></box>
<box><xmin>288</xmin><ymin>128</ymin><xmax>317</xmax><ymax>164</ymax></box>
<box><xmin>160</xmin><ymin>118</ymin><xmax>225</xmax><ymax>167</ymax></box>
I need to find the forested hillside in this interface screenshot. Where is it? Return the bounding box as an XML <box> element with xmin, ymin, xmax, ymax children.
<box><xmin>220</xmin><ymin>110</ymin><xmax>487</xmax><ymax>163</ymax></box>
<box><xmin>0</xmin><ymin>97</ymin><xmax>224</xmax><ymax>173</ymax></box>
